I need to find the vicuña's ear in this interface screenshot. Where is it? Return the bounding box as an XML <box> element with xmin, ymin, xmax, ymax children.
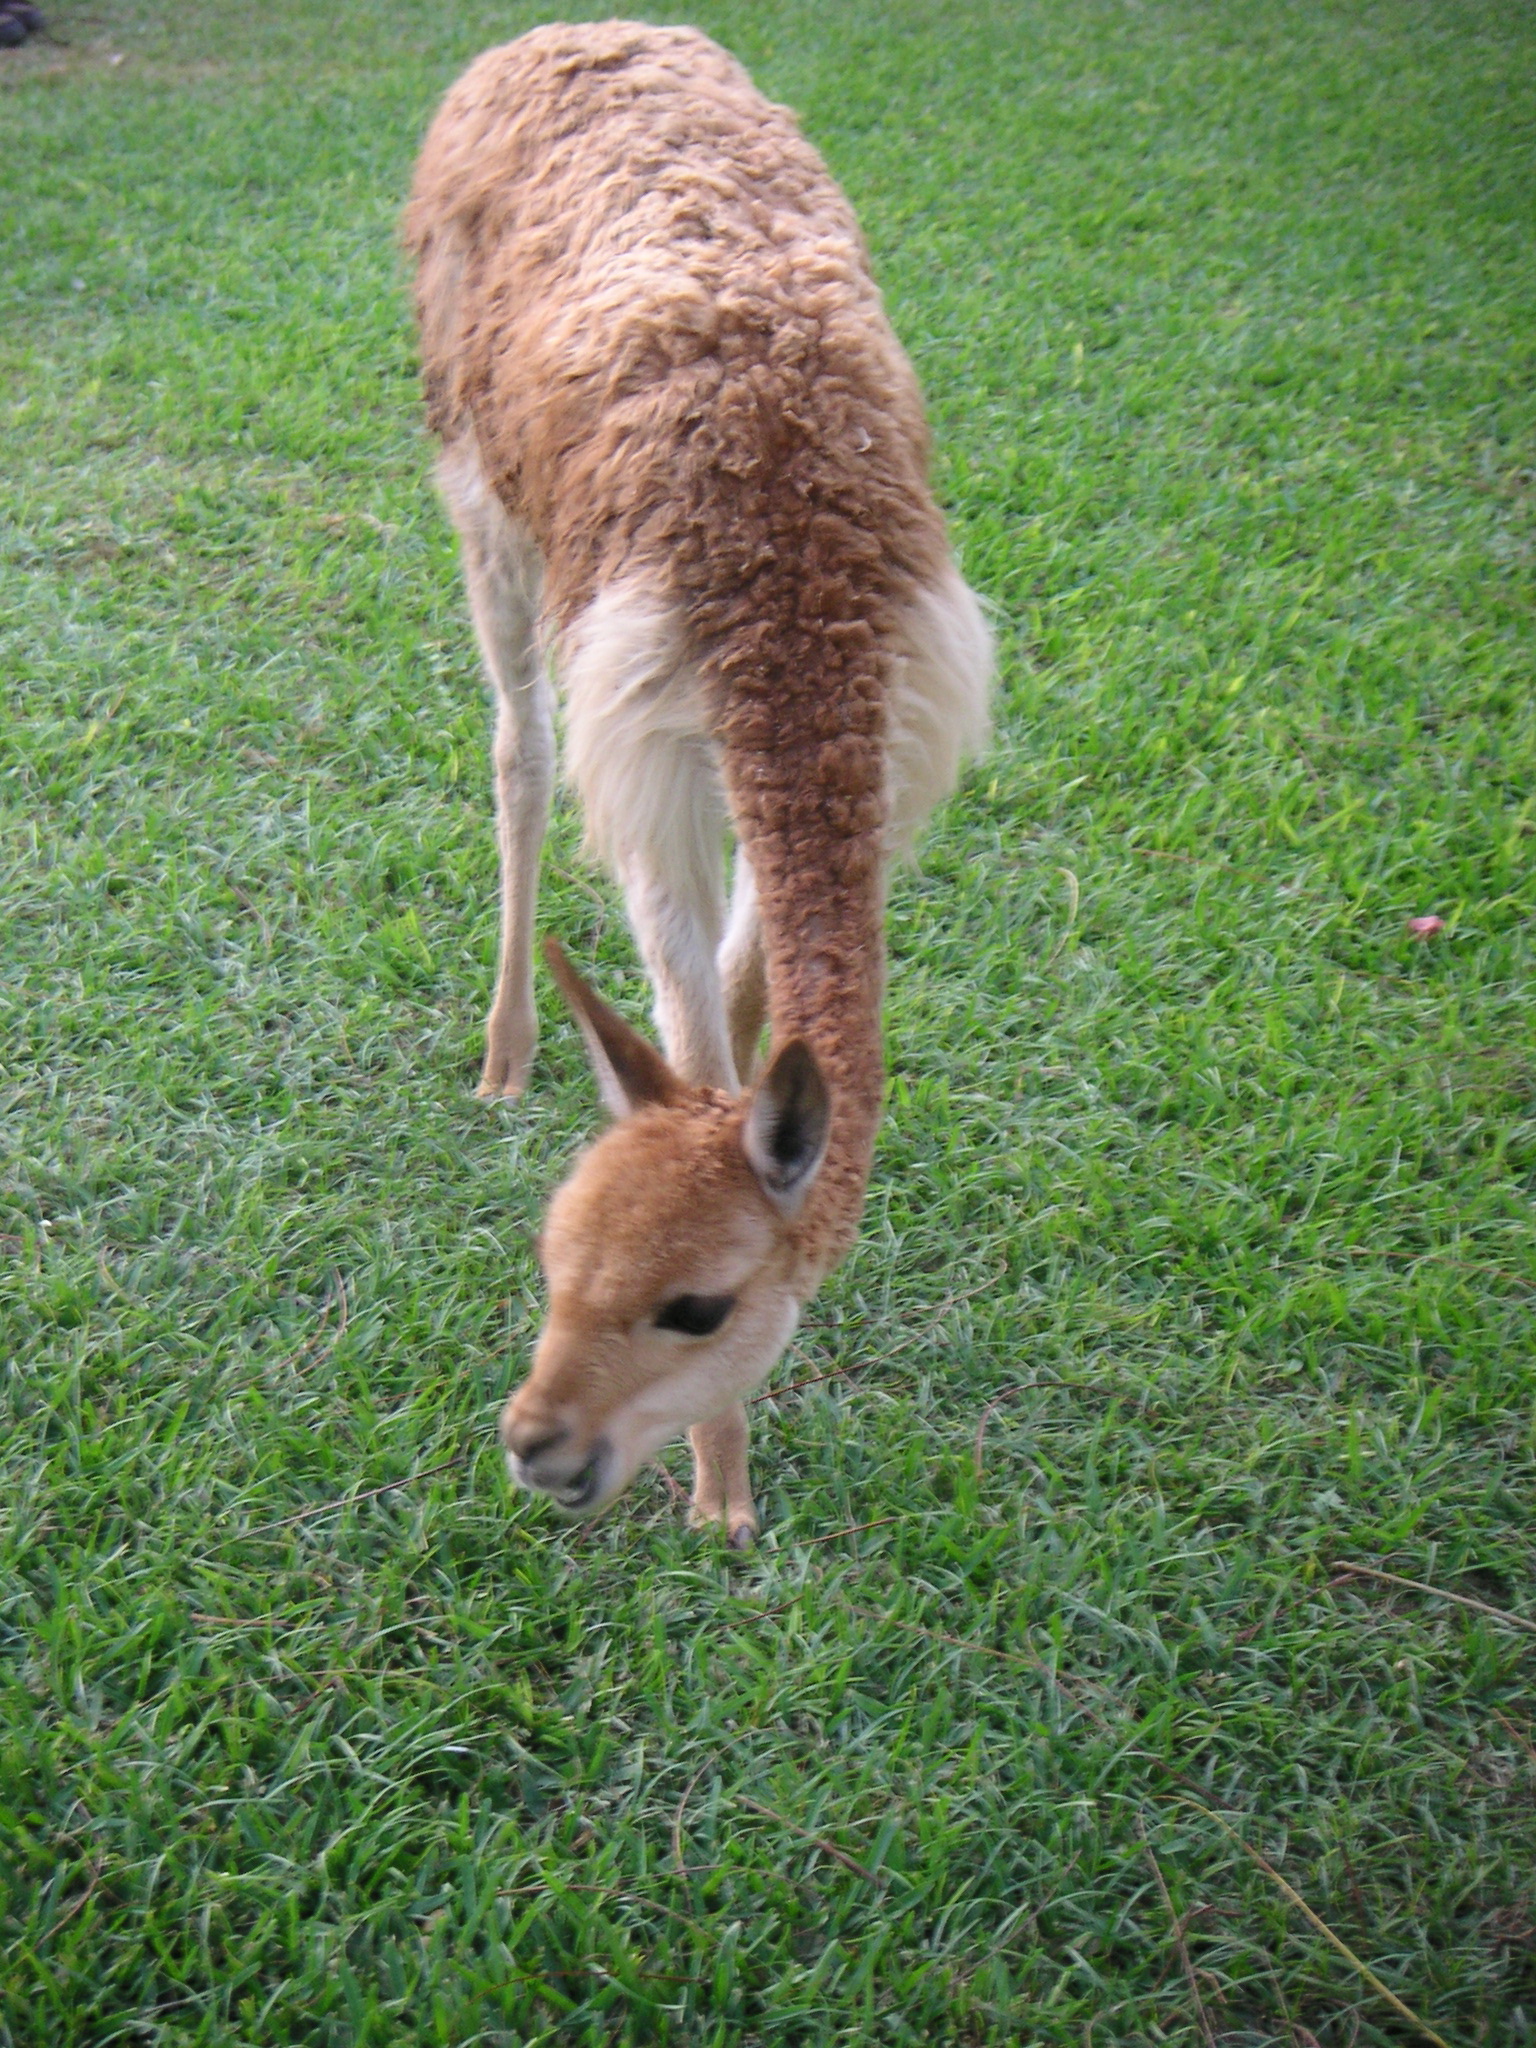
<box><xmin>543</xmin><ymin>938</ymin><xmax>688</xmax><ymax>1118</ymax></box>
<box><xmin>743</xmin><ymin>1039</ymin><xmax>830</xmax><ymax>1214</ymax></box>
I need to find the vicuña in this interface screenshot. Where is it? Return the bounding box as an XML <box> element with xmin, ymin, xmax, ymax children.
<box><xmin>407</xmin><ymin>23</ymin><xmax>991</xmax><ymax>1543</ymax></box>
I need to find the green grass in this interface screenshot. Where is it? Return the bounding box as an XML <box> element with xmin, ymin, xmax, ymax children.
<box><xmin>3</xmin><ymin>0</ymin><xmax>1534</xmax><ymax>2040</ymax></box>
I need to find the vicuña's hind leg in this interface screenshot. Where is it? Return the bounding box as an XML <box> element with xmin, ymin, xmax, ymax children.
<box><xmin>440</xmin><ymin>440</ymin><xmax>552</xmax><ymax>1099</ymax></box>
<box><xmin>719</xmin><ymin>849</ymin><xmax>767</xmax><ymax>1088</ymax></box>
<box><xmin>689</xmin><ymin>1402</ymin><xmax>757</xmax><ymax>1548</ymax></box>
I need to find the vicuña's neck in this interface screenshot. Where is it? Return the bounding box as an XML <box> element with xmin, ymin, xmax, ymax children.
<box><xmin>717</xmin><ymin>626</ymin><xmax>890</xmax><ymax>1284</ymax></box>
<box><xmin>762</xmin><ymin>832</ymin><xmax>886</xmax><ymax>1282</ymax></box>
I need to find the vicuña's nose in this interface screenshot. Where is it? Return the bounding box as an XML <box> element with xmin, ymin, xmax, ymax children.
<box><xmin>500</xmin><ymin>1394</ymin><xmax>611</xmax><ymax>1512</ymax></box>
<box><xmin>503</xmin><ymin>1417</ymin><xmax>569</xmax><ymax>1465</ymax></box>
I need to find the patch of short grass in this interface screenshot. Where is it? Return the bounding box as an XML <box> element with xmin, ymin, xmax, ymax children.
<box><xmin>2</xmin><ymin>0</ymin><xmax>1534</xmax><ymax>2041</ymax></box>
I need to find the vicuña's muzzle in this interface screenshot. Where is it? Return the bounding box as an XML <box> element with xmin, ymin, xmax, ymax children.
<box><xmin>500</xmin><ymin>1397</ymin><xmax>612</xmax><ymax>1513</ymax></box>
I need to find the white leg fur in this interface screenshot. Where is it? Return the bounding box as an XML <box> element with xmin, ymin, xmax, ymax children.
<box><xmin>885</xmin><ymin>564</ymin><xmax>994</xmax><ymax>861</ymax></box>
<box><xmin>718</xmin><ymin>850</ymin><xmax>767</xmax><ymax>1086</ymax></box>
<box><xmin>561</xmin><ymin>585</ymin><xmax>736</xmax><ymax>1090</ymax></box>
<box><xmin>439</xmin><ymin>437</ymin><xmax>554</xmax><ymax>1098</ymax></box>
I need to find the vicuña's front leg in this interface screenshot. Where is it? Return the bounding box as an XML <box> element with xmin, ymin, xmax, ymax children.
<box><xmin>719</xmin><ymin>850</ymin><xmax>767</xmax><ymax>1087</ymax></box>
<box><xmin>616</xmin><ymin>788</ymin><xmax>736</xmax><ymax>1092</ymax></box>
<box><xmin>688</xmin><ymin>1403</ymin><xmax>757</xmax><ymax>1549</ymax></box>
<box><xmin>480</xmin><ymin>670</ymin><xmax>554</xmax><ymax>1097</ymax></box>
<box><xmin>441</xmin><ymin>445</ymin><xmax>552</xmax><ymax>1100</ymax></box>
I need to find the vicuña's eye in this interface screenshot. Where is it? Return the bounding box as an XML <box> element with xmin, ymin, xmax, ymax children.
<box><xmin>653</xmin><ymin>1293</ymin><xmax>736</xmax><ymax>1337</ymax></box>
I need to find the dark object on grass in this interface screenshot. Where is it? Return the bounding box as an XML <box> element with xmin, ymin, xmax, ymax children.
<box><xmin>0</xmin><ymin>1</ymin><xmax>44</xmax><ymax>38</ymax></box>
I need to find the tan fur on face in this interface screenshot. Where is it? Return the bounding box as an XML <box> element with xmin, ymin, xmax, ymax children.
<box><xmin>503</xmin><ymin>1095</ymin><xmax>801</xmax><ymax>1509</ymax></box>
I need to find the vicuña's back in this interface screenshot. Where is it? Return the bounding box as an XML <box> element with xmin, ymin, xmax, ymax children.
<box><xmin>409</xmin><ymin>24</ymin><xmax>944</xmax><ymax>621</ymax></box>
<box><xmin>407</xmin><ymin>24</ymin><xmax>990</xmax><ymax>1542</ymax></box>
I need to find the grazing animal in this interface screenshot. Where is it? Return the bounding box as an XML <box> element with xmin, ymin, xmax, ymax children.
<box><xmin>406</xmin><ymin>22</ymin><xmax>990</xmax><ymax>1543</ymax></box>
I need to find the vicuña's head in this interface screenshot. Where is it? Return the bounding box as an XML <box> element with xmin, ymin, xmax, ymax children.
<box><xmin>500</xmin><ymin>940</ymin><xmax>830</xmax><ymax>1518</ymax></box>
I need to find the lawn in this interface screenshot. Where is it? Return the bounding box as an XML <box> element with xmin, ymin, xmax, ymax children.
<box><xmin>2</xmin><ymin>0</ymin><xmax>1534</xmax><ymax>2041</ymax></box>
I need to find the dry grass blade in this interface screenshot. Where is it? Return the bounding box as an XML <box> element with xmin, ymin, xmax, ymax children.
<box><xmin>751</xmin><ymin>1353</ymin><xmax>886</xmax><ymax>1404</ymax></box>
<box><xmin>32</xmin><ymin>1858</ymin><xmax>107</xmax><ymax>1953</ymax></box>
<box><xmin>973</xmin><ymin>1391</ymin><xmax>1019</xmax><ymax>1477</ymax></box>
<box><xmin>735</xmin><ymin>1797</ymin><xmax>883</xmax><ymax>1884</ymax></box>
<box><xmin>1490</xmin><ymin>1707</ymin><xmax>1536</xmax><ymax>1770</ymax></box>
<box><xmin>1176</xmin><ymin>1800</ymin><xmax>1451</xmax><ymax>2048</ymax></box>
<box><xmin>228</xmin><ymin>1454</ymin><xmax>465</xmax><ymax>1544</ymax></box>
<box><xmin>1336</xmin><ymin>1561</ymin><xmax>1536</xmax><ymax>1638</ymax></box>
<box><xmin>1044</xmin><ymin>866</ymin><xmax>1080</xmax><ymax>970</ymax></box>
<box><xmin>1137</xmin><ymin>1814</ymin><xmax>1217</xmax><ymax>2048</ymax></box>
<box><xmin>671</xmin><ymin>1759</ymin><xmax>711</xmax><ymax>1871</ymax></box>
<box><xmin>651</xmin><ymin>1458</ymin><xmax>688</xmax><ymax>1506</ymax></box>
<box><xmin>799</xmin><ymin>1515</ymin><xmax>900</xmax><ymax>1547</ymax></box>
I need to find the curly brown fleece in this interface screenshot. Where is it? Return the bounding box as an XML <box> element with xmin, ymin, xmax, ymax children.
<box><xmin>406</xmin><ymin>21</ymin><xmax>953</xmax><ymax>1273</ymax></box>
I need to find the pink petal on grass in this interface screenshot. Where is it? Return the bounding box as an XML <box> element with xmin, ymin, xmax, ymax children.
<box><xmin>1407</xmin><ymin>915</ymin><xmax>1445</xmax><ymax>940</ymax></box>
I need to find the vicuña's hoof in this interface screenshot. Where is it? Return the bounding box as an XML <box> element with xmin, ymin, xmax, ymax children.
<box><xmin>689</xmin><ymin>1504</ymin><xmax>758</xmax><ymax>1549</ymax></box>
<box><xmin>477</xmin><ymin>1042</ymin><xmax>534</xmax><ymax>1099</ymax></box>
<box><xmin>479</xmin><ymin>1007</ymin><xmax>536</xmax><ymax>1100</ymax></box>
<box><xmin>476</xmin><ymin>1067</ymin><xmax>528</xmax><ymax>1101</ymax></box>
